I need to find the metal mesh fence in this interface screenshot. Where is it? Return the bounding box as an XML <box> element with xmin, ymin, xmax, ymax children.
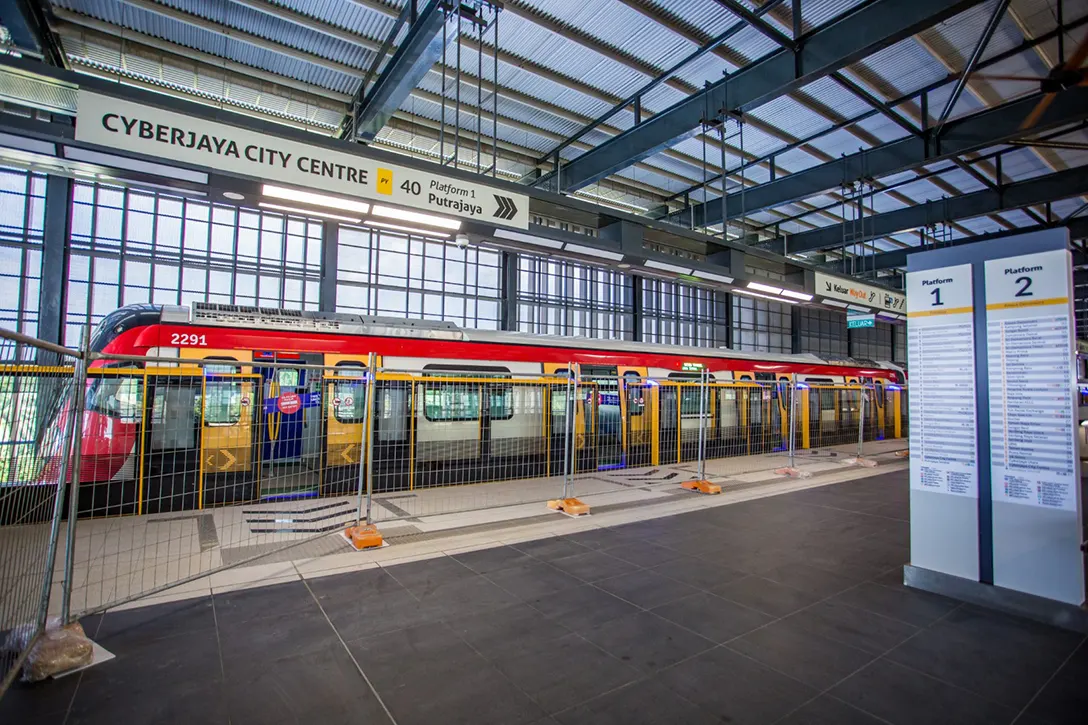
<box><xmin>0</xmin><ymin>319</ymin><xmax>912</xmax><ymax>698</ymax></box>
<box><xmin>64</xmin><ymin>354</ymin><xmax>385</xmax><ymax>618</ymax></box>
<box><xmin>0</xmin><ymin>331</ymin><xmax>82</xmax><ymax>697</ymax></box>
<box><xmin>367</xmin><ymin>369</ymin><xmax>569</xmax><ymax>523</ymax></box>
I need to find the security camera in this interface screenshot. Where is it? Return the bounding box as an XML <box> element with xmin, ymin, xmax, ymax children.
<box><xmin>455</xmin><ymin>233</ymin><xmax>471</xmax><ymax>248</ymax></box>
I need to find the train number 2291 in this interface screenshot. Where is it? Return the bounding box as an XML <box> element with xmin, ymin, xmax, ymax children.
<box><xmin>170</xmin><ymin>333</ymin><xmax>207</xmax><ymax>346</ymax></box>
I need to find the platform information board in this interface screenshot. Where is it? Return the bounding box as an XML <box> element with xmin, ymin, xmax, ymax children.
<box><xmin>985</xmin><ymin>249</ymin><xmax>1078</xmax><ymax>511</ymax></box>
<box><xmin>906</xmin><ymin>264</ymin><xmax>978</xmax><ymax>498</ymax></box>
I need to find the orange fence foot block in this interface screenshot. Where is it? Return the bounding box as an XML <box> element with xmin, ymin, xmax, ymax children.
<box><xmin>894</xmin><ymin>450</ymin><xmax>909</xmax><ymax>458</ymax></box>
<box><xmin>547</xmin><ymin>498</ymin><xmax>591</xmax><ymax>516</ymax></box>
<box><xmin>681</xmin><ymin>480</ymin><xmax>721</xmax><ymax>495</ymax></box>
<box><xmin>774</xmin><ymin>467</ymin><xmax>813</xmax><ymax>479</ymax></box>
<box><xmin>344</xmin><ymin>524</ymin><xmax>384</xmax><ymax>551</ymax></box>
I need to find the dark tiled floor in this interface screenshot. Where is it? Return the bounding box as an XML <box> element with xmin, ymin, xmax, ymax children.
<box><xmin>3</xmin><ymin>469</ymin><xmax>1085</xmax><ymax>724</ymax></box>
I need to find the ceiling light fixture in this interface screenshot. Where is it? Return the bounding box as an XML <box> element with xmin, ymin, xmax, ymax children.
<box><xmin>364</xmin><ymin>219</ymin><xmax>452</xmax><ymax>238</ymax></box>
<box><xmin>734</xmin><ymin>289</ymin><xmax>797</xmax><ymax>304</ymax></box>
<box><xmin>258</xmin><ymin>202</ymin><xmax>361</xmax><ymax>223</ymax></box>
<box><xmin>694</xmin><ymin>271</ymin><xmax>735</xmax><ymax>284</ymax></box>
<box><xmin>747</xmin><ymin>281</ymin><xmax>784</xmax><ymax>295</ymax></box>
<box><xmin>780</xmin><ymin>289</ymin><xmax>814</xmax><ymax>301</ymax></box>
<box><xmin>820</xmin><ymin>299</ymin><xmax>850</xmax><ymax>308</ymax></box>
<box><xmin>644</xmin><ymin>260</ymin><xmax>694</xmax><ymax>275</ymax></box>
<box><xmin>564</xmin><ymin>243</ymin><xmax>623</xmax><ymax>261</ymax></box>
<box><xmin>847</xmin><ymin>304</ymin><xmax>871</xmax><ymax>312</ymax></box>
<box><xmin>371</xmin><ymin>204</ymin><xmax>462</xmax><ymax>230</ymax></box>
<box><xmin>262</xmin><ymin>184</ymin><xmax>371</xmax><ymax>214</ymax></box>
<box><xmin>493</xmin><ymin>229</ymin><xmax>564</xmax><ymax>249</ymax></box>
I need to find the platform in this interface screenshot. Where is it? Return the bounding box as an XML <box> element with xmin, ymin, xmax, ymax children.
<box><xmin>1</xmin><ymin>440</ymin><xmax>908</xmax><ymax>623</ymax></box>
<box><xmin>4</xmin><ymin>467</ymin><xmax>1084</xmax><ymax>725</ymax></box>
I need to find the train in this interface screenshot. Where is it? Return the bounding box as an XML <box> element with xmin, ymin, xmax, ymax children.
<box><xmin>39</xmin><ymin>303</ymin><xmax>904</xmax><ymax>517</ymax></box>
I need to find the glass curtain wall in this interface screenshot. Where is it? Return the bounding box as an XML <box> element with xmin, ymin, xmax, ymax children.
<box><xmin>849</xmin><ymin>322</ymin><xmax>895</xmax><ymax>360</ymax></box>
<box><xmin>732</xmin><ymin>294</ymin><xmax>791</xmax><ymax>353</ymax></box>
<box><xmin>516</xmin><ymin>255</ymin><xmax>633</xmax><ymax>339</ymax></box>
<box><xmin>0</xmin><ymin>168</ymin><xmax>45</xmax><ymax>343</ymax></box>
<box><xmin>641</xmin><ymin>278</ymin><xmax>727</xmax><ymax>347</ymax></box>
<box><xmin>335</xmin><ymin>225</ymin><xmax>502</xmax><ymax>329</ymax></box>
<box><xmin>796</xmin><ymin>307</ymin><xmax>848</xmax><ymax>357</ymax></box>
<box><xmin>66</xmin><ymin>182</ymin><xmax>321</xmax><ymax>345</ymax></box>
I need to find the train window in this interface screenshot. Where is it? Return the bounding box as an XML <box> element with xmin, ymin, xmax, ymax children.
<box><xmin>86</xmin><ymin>374</ymin><xmax>142</xmax><ymax>423</ymax></box>
<box><xmin>276</xmin><ymin>368</ymin><xmax>300</xmax><ymax>387</ymax></box>
<box><xmin>666</xmin><ymin>372</ymin><xmax>714</xmax><ymax>415</ymax></box>
<box><xmin>424</xmin><ymin>385</ymin><xmax>480</xmax><ymax>421</ymax></box>
<box><xmin>203</xmin><ymin>356</ymin><xmax>238</xmax><ymax>375</ymax></box>
<box><xmin>203</xmin><ymin>381</ymin><xmax>242</xmax><ymax>426</ymax></box>
<box><xmin>333</xmin><ymin>362</ymin><xmax>367</xmax><ymax>425</ymax></box>
<box><xmin>487</xmin><ymin>385</ymin><xmax>514</xmax><ymax>420</ymax></box>
<box><xmin>422</xmin><ymin>364</ymin><xmax>511</xmax><ymax>422</ymax></box>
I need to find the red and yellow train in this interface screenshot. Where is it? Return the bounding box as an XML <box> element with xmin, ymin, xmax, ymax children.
<box><xmin>45</xmin><ymin>303</ymin><xmax>903</xmax><ymax>517</ymax></box>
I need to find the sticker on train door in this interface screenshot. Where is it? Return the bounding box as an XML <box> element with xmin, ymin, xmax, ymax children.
<box><xmin>278</xmin><ymin>392</ymin><xmax>301</xmax><ymax>414</ymax></box>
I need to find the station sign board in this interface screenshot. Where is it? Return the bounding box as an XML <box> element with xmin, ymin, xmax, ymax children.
<box><xmin>73</xmin><ymin>90</ymin><xmax>530</xmax><ymax>229</ymax></box>
<box><xmin>846</xmin><ymin>313</ymin><xmax>875</xmax><ymax>329</ymax></box>
<box><xmin>816</xmin><ymin>272</ymin><xmax>905</xmax><ymax>313</ymax></box>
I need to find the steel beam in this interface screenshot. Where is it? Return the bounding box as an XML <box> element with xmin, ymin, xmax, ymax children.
<box><xmin>864</xmin><ymin>216</ymin><xmax>1088</xmax><ymax>271</ymax></box>
<box><xmin>0</xmin><ymin>0</ymin><xmax>64</xmax><ymax>63</ymax></box>
<box><xmin>783</xmin><ymin>167</ymin><xmax>1088</xmax><ymax>255</ymax></box>
<box><xmin>673</xmin><ymin>87</ymin><xmax>1088</xmax><ymax>228</ymax></box>
<box><xmin>351</xmin><ymin>0</ymin><xmax>449</xmax><ymax>141</ymax></box>
<box><xmin>933</xmin><ymin>0</ymin><xmax>1012</xmax><ymax>134</ymax></box>
<box><xmin>540</xmin><ymin>0</ymin><xmax>985</xmax><ymax>193</ymax></box>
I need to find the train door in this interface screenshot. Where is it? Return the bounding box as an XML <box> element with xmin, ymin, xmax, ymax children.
<box><xmin>659</xmin><ymin>382</ymin><xmax>679</xmax><ymax>464</ymax></box>
<box><xmin>544</xmin><ymin>365</ymin><xmax>587</xmax><ymax>476</ymax></box>
<box><xmin>583</xmin><ymin>365</ymin><xmax>624</xmax><ymax>471</ymax></box>
<box><xmin>775</xmin><ymin>376</ymin><xmax>791</xmax><ymax>451</ymax></box>
<box><xmin>868</xmin><ymin>378</ymin><xmax>886</xmax><ymax>440</ymax></box>
<box><xmin>255</xmin><ymin>352</ymin><xmax>324</xmax><ymax>500</ymax></box>
<box><xmin>142</xmin><ymin>370</ymin><xmax>202</xmax><ymax>514</ymax></box>
<box><xmin>622</xmin><ymin>369</ymin><xmax>650</xmax><ymax>467</ymax></box>
<box><xmin>200</xmin><ymin>367</ymin><xmax>261</xmax><ymax>507</ymax></box>
<box><xmin>324</xmin><ymin>358</ymin><xmax>368</xmax><ymax>495</ymax></box>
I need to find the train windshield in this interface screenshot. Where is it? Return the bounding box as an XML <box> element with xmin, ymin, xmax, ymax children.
<box><xmin>85</xmin><ymin>374</ymin><xmax>143</xmax><ymax>422</ymax></box>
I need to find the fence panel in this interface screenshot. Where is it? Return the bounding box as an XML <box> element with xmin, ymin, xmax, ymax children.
<box><xmin>1</xmin><ymin>319</ymin><xmax>914</xmax><ymax>691</ymax></box>
<box><xmin>0</xmin><ymin>332</ymin><xmax>82</xmax><ymax>697</ymax></box>
<box><xmin>63</xmin><ymin>355</ymin><xmax>382</xmax><ymax>618</ymax></box>
<box><xmin>366</xmin><ymin>369</ymin><xmax>569</xmax><ymax>524</ymax></box>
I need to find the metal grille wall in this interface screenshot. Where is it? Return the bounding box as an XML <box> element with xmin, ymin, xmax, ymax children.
<box><xmin>894</xmin><ymin>323</ymin><xmax>906</xmax><ymax>365</ymax></box>
<box><xmin>850</xmin><ymin>321</ymin><xmax>895</xmax><ymax>361</ymax></box>
<box><xmin>336</xmin><ymin>225</ymin><xmax>502</xmax><ymax>329</ymax></box>
<box><xmin>796</xmin><ymin>306</ymin><xmax>848</xmax><ymax>357</ymax></box>
<box><xmin>516</xmin><ymin>254</ymin><xmax>633</xmax><ymax>339</ymax></box>
<box><xmin>0</xmin><ymin>168</ymin><xmax>45</xmax><ymax>345</ymax></box>
<box><xmin>641</xmin><ymin>278</ymin><xmax>727</xmax><ymax>347</ymax></box>
<box><xmin>66</xmin><ymin>182</ymin><xmax>322</xmax><ymax>345</ymax></box>
<box><xmin>732</xmin><ymin>294</ymin><xmax>791</xmax><ymax>353</ymax></box>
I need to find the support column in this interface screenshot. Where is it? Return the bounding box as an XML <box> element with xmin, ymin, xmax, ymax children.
<box><xmin>631</xmin><ymin>274</ymin><xmax>643</xmax><ymax>343</ymax></box>
<box><xmin>791</xmin><ymin>306</ymin><xmax>802</xmax><ymax>354</ymax></box>
<box><xmin>500</xmin><ymin>251</ymin><xmax>517</xmax><ymax>331</ymax></box>
<box><xmin>39</xmin><ymin>175</ymin><xmax>71</xmax><ymax>350</ymax></box>
<box><xmin>319</xmin><ymin>222</ymin><xmax>339</xmax><ymax>312</ymax></box>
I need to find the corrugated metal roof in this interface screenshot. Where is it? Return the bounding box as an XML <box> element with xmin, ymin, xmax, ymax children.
<box><xmin>43</xmin><ymin>0</ymin><xmax>1088</xmax><ymax>262</ymax></box>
